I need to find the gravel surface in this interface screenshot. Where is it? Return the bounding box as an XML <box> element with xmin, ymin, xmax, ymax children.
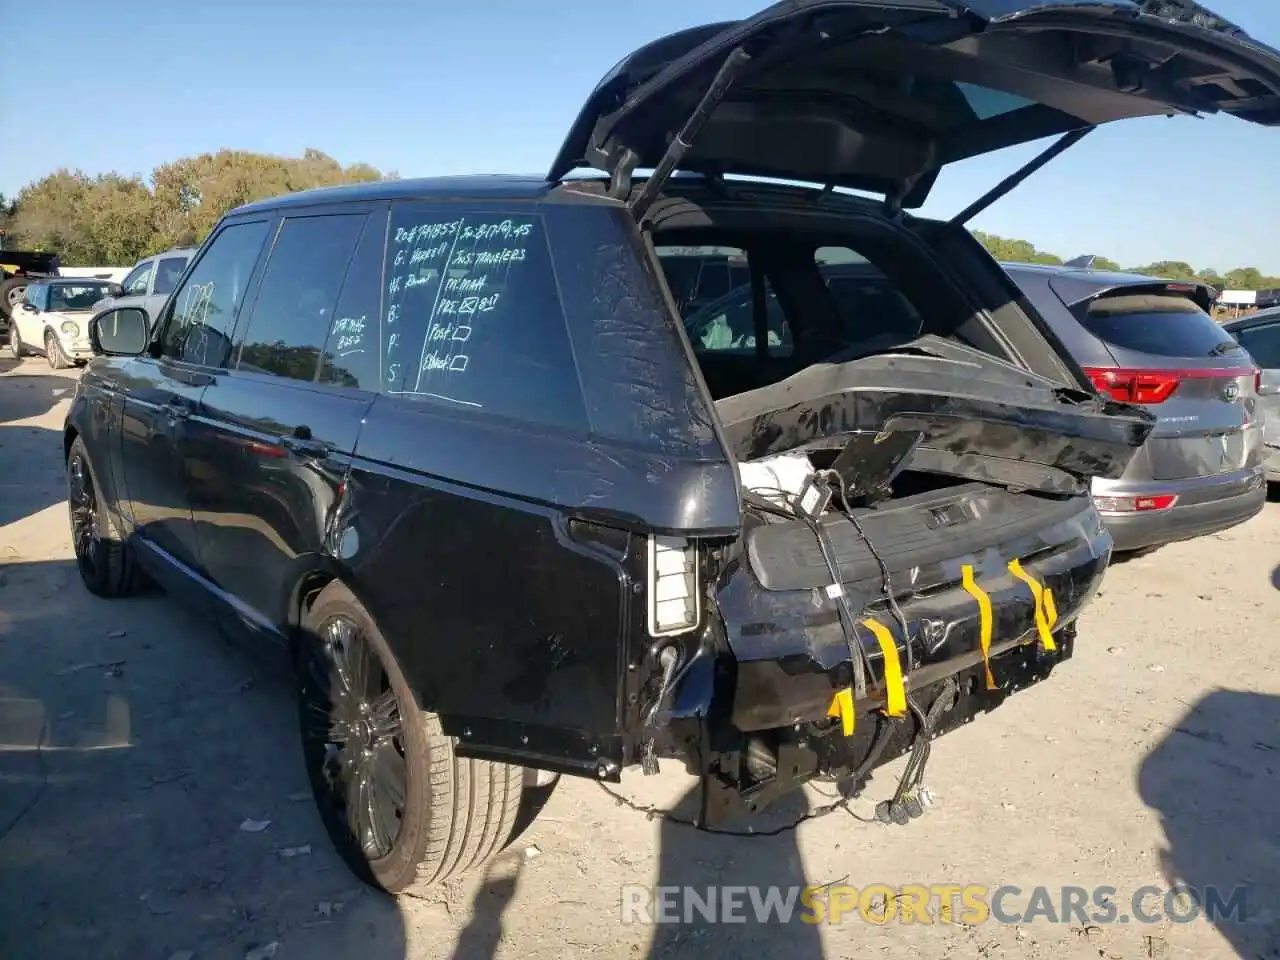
<box><xmin>1</xmin><ymin>356</ymin><xmax>1277</xmax><ymax>960</ymax></box>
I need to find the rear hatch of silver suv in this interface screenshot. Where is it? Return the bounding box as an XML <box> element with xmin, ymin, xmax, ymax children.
<box><xmin>1019</xmin><ymin>269</ymin><xmax>1266</xmax><ymax>521</ymax></box>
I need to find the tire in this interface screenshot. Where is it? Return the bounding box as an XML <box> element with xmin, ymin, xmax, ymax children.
<box><xmin>46</xmin><ymin>331</ymin><xmax>69</xmax><ymax>370</ymax></box>
<box><xmin>296</xmin><ymin>581</ymin><xmax>526</xmax><ymax>895</ymax></box>
<box><xmin>0</xmin><ymin>277</ymin><xmax>27</xmax><ymax>321</ymax></box>
<box><xmin>66</xmin><ymin>436</ymin><xmax>145</xmax><ymax>597</ymax></box>
<box><xmin>7</xmin><ymin>325</ymin><xmax>22</xmax><ymax>360</ymax></box>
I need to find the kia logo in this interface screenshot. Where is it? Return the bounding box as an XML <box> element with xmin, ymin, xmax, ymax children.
<box><xmin>1223</xmin><ymin>381</ymin><xmax>1240</xmax><ymax>401</ymax></box>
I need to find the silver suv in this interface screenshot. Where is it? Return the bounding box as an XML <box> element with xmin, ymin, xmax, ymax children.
<box><xmin>1006</xmin><ymin>262</ymin><xmax>1266</xmax><ymax>553</ymax></box>
<box><xmin>93</xmin><ymin>248</ymin><xmax>195</xmax><ymax>325</ymax></box>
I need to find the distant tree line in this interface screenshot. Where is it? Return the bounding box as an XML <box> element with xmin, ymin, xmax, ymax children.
<box><xmin>971</xmin><ymin>231</ymin><xmax>1280</xmax><ymax>291</ymax></box>
<box><xmin>0</xmin><ymin>153</ymin><xmax>1275</xmax><ymax>289</ymax></box>
<box><xmin>0</xmin><ymin>149</ymin><xmax>389</xmax><ymax>266</ymax></box>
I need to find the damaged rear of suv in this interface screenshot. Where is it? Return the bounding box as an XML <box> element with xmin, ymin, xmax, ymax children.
<box><xmin>70</xmin><ymin>0</ymin><xmax>1280</xmax><ymax>894</ymax></box>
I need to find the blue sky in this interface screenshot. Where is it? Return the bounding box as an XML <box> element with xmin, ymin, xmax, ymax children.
<box><xmin>2</xmin><ymin>0</ymin><xmax>1278</xmax><ymax>272</ymax></box>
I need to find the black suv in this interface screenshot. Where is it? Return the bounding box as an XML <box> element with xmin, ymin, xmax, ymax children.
<box><xmin>66</xmin><ymin>0</ymin><xmax>1280</xmax><ymax>895</ymax></box>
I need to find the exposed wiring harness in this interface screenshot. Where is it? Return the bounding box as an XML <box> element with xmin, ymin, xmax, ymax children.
<box><xmin>600</xmin><ymin>463</ymin><xmax>948</xmax><ymax>836</ymax></box>
<box><xmin>748</xmin><ymin>467</ymin><xmax>945</xmax><ymax>821</ymax></box>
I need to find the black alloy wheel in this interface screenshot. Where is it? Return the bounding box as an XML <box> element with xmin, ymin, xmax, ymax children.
<box><xmin>298</xmin><ymin>612</ymin><xmax>408</xmax><ymax>862</ymax></box>
<box><xmin>68</xmin><ymin>449</ymin><xmax>103</xmax><ymax>579</ymax></box>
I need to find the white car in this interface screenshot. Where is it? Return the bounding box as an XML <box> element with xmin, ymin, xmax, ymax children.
<box><xmin>6</xmin><ymin>278</ymin><xmax>118</xmax><ymax>368</ymax></box>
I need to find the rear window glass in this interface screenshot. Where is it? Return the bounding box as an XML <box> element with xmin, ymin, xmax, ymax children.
<box><xmin>1079</xmin><ymin>294</ymin><xmax>1241</xmax><ymax>359</ymax></box>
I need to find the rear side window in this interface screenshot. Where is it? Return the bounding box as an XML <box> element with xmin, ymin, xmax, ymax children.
<box><xmin>1078</xmin><ymin>293</ymin><xmax>1241</xmax><ymax>359</ymax></box>
<box><xmin>236</xmin><ymin>213</ymin><xmax>366</xmax><ymax>382</ymax></box>
<box><xmin>1235</xmin><ymin>322</ymin><xmax>1280</xmax><ymax>368</ymax></box>
<box><xmin>318</xmin><ymin>207</ymin><xmax>387</xmax><ymax>391</ymax></box>
<box><xmin>153</xmin><ymin>257</ymin><xmax>189</xmax><ymax>296</ymax></box>
<box><xmin>379</xmin><ymin>203</ymin><xmax>587</xmax><ymax>431</ymax></box>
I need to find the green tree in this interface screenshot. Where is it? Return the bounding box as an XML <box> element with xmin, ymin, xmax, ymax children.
<box><xmin>1223</xmin><ymin>267</ymin><xmax>1266</xmax><ymax>290</ymax></box>
<box><xmin>972</xmin><ymin>231</ymin><xmax>1063</xmax><ymax>265</ymax></box>
<box><xmin>1128</xmin><ymin>260</ymin><xmax>1198</xmax><ymax>281</ymax></box>
<box><xmin>5</xmin><ymin>149</ymin><xmax>389</xmax><ymax>265</ymax></box>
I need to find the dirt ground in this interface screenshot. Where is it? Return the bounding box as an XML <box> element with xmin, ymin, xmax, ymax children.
<box><xmin>1</xmin><ymin>355</ymin><xmax>1277</xmax><ymax>960</ymax></box>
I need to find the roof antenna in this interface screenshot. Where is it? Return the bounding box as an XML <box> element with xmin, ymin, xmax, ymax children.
<box><xmin>1064</xmin><ymin>254</ymin><xmax>1098</xmax><ymax>269</ymax></box>
<box><xmin>629</xmin><ymin>47</ymin><xmax>752</xmax><ymax>223</ymax></box>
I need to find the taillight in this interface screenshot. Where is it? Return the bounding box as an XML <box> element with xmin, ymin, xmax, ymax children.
<box><xmin>1093</xmin><ymin>493</ymin><xmax>1178</xmax><ymax>513</ymax></box>
<box><xmin>1082</xmin><ymin>366</ymin><xmax>1250</xmax><ymax>405</ymax></box>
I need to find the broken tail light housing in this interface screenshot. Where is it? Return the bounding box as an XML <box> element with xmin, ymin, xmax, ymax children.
<box><xmin>1083</xmin><ymin>367</ymin><xmax>1252</xmax><ymax>405</ymax></box>
<box><xmin>647</xmin><ymin>535</ymin><xmax>700</xmax><ymax>637</ymax></box>
<box><xmin>1093</xmin><ymin>493</ymin><xmax>1178</xmax><ymax>514</ymax></box>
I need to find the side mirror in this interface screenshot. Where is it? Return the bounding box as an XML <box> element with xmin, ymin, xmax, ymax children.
<box><xmin>106</xmin><ymin>283</ymin><xmax>125</xmax><ymax>298</ymax></box>
<box><xmin>20</xmin><ymin>302</ymin><xmax>37</xmax><ymax>313</ymax></box>
<box><xmin>91</xmin><ymin>308</ymin><xmax>150</xmax><ymax>357</ymax></box>
<box><xmin>1259</xmin><ymin>370</ymin><xmax>1280</xmax><ymax>397</ymax></box>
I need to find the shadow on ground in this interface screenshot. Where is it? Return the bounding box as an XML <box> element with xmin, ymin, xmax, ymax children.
<box><xmin>641</xmin><ymin>786</ymin><xmax>826</xmax><ymax>959</ymax></box>
<box><xmin>1138</xmin><ymin>690</ymin><xmax>1280</xmax><ymax>958</ymax></box>
<box><xmin>0</xmin><ymin>558</ymin><xmax>408</xmax><ymax>960</ymax></box>
<box><xmin>0</xmin><ymin>374</ymin><xmax>76</xmax><ymax>527</ymax></box>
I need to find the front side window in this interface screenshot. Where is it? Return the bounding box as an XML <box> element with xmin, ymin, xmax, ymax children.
<box><xmin>153</xmin><ymin>257</ymin><xmax>189</xmax><ymax>296</ymax></box>
<box><xmin>378</xmin><ymin>203</ymin><xmax>587</xmax><ymax>431</ymax></box>
<box><xmin>24</xmin><ymin>285</ymin><xmax>46</xmax><ymax>311</ymax></box>
<box><xmin>161</xmin><ymin>220</ymin><xmax>272</xmax><ymax>368</ymax></box>
<box><xmin>121</xmin><ymin>262</ymin><xmax>152</xmax><ymax>296</ymax></box>
<box><xmin>236</xmin><ymin>214</ymin><xmax>365</xmax><ymax>382</ymax></box>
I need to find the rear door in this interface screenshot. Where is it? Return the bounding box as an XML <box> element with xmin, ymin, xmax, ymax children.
<box><xmin>188</xmin><ymin>207</ymin><xmax>381</xmax><ymax>635</ymax></box>
<box><xmin>1057</xmin><ymin>286</ymin><xmax>1259</xmax><ymax>481</ymax></box>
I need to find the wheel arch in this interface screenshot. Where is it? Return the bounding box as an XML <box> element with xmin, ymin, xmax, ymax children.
<box><xmin>286</xmin><ymin>561</ymin><xmax>384</xmax><ymax>644</ymax></box>
<box><xmin>284</xmin><ymin>557</ymin><xmax>431</xmax><ymax>713</ymax></box>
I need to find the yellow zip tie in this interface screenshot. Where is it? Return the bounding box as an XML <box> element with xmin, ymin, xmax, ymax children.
<box><xmin>827</xmin><ymin>687</ymin><xmax>856</xmax><ymax>736</ymax></box>
<box><xmin>960</xmin><ymin>564</ymin><xmax>996</xmax><ymax>691</ymax></box>
<box><xmin>861</xmin><ymin>617</ymin><xmax>906</xmax><ymax>717</ymax></box>
<box><xmin>1007</xmin><ymin>559</ymin><xmax>1057</xmax><ymax>652</ymax></box>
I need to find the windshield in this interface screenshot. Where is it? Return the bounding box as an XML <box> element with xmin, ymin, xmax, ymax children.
<box><xmin>49</xmin><ymin>284</ymin><xmax>112</xmax><ymax>312</ymax></box>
